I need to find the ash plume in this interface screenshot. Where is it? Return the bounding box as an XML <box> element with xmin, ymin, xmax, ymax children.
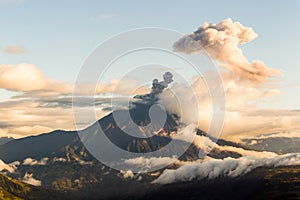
<box><xmin>150</xmin><ymin>72</ymin><xmax>174</xmax><ymax>99</ymax></box>
<box><xmin>173</xmin><ymin>18</ymin><xmax>280</xmax><ymax>84</ymax></box>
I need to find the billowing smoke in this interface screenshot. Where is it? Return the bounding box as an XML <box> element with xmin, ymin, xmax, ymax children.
<box><xmin>146</xmin><ymin>72</ymin><xmax>174</xmax><ymax>101</ymax></box>
<box><xmin>156</xmin><ymin>18</ymin><xmax>292</xmax><ymax>140</ymax></box>
<box><xmin>173</xmin><ymin>18</ymin><xmax>280</xmax><ymax>84</ymax></box>
<box><xmin>152</xmin><ymin>153</ymin><xmax>300</xmax><ymax>184</ymax></box>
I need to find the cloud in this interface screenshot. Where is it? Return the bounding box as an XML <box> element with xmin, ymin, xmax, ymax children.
<box><xmin>120</xmin><ymin>170</ymin><xmax>134</xmax><ymax>179</ymax></box>
<box><xmin>242</xmin><ymin>131</ymin><xmax>300</xmax><ymax>140</ymax></box>
<box><xmin>0</xmin><ymin>63</ymin><xmax>149</xmax><ymax>95</ymax></box>
<box><xmin>22</xmin><ymin>173</ymin><xmax>41</xmax><ymax>186</ymax></box>
<box><xmin>190</xmin><ymin>130</ymin><xmax>277</xmax><ymax>158</ymax></box>
<box><xmin>173</xmin><ymin>18</ymin><xmax>280</xmax><ymax>84</ymax></box>
<box><xmin>156</xmin><ymin>18</ymin><xmax>297</xmax><ymax>140</ymax></box>
<box><xmin>123</xmin><ymin>156</ymin><xmax>180</xmax><ymax>172</ymax></box>
<box><xmin>0</xmin><ymin>46</ymin><xmax>26</xmax><ymax>54</ymax></box>
<box><xmin>0</xmin><ymin>63</ymin><xmax>148</xmax><ymax>138</ymax></box>
<box><xmin>0</xmin><ymin>96</ymin><xmax>112</xmax><ymax>138</ymax></box>
<box><xmin>152</xmin><ymin>153</ymin><xmax>300</xmax><ymax>184</ymax></box>
<box><xmin>158</xmin><ymin>73</ymin><xmax>293</xmax><ymax>139</ymax></box>
<box><xmin>222</xmin><ymin>109</ymin><xmax>300</xmax><ymax>141</ymax></box>
<box><xmin>0</xmin><ymin>64</ymin><xmax>49</xmax><ymax>91</ymax></box>
<box><xmin>53</xmin><ymin>157</ymin><xmax>67</xmax><ymax>162</ymax></box>
<box><xmin>78</xmin><ymin>160</ymin><xmax>93</xmax><ymax>165</ymax></box>
<box><xmin>0</xmin><ymin>159</ymin><xmax>19</xmax><ymax>173</ymax></box>
<box><xmin>0</xmin><ymin>63</ymin><xmax>72</xmax><ymax>93</ymax></box>
<box><xmin>22</xmin><ymin>157</ymin><xmax>48</xmax><ymax>166</ymax></box>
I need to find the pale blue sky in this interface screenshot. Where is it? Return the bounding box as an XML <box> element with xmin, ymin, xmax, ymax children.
<box><xmin>0</xmin><ymin>0</ymin><xmax>299</xmax><ymax>108</ymax></box>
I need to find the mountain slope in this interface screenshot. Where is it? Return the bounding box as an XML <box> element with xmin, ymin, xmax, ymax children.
<box><xmin>243</xmin><ymin>137</ymin><xmax>300</xmax><ymax>153</ymax></box>
<box><xmin>0</xmin><ymin>130</ymin><xmax>79</xmax><ymax>163</ymax></box>
<box><xmin>0</xmin><ymin>103</ymin><xmax>201</xmax><ymax>163</ymax></box>
<box><xmin>0</xmin><ymin>137</ymin><xmax>14</xmax><ymax>146</ymax></box>
<box><xmin>0</xmin><ymin>173</ymin><xmax>67</xmax><ymax>200</ymax></box>
<box><xmin>0</xmin><ymin>102</ymin><xmax>248</xmax><ymax>197</ymax></box>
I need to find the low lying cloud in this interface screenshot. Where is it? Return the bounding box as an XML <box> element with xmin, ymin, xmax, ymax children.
<box><xmin>22</xmin><ymin>157</ymin><xmax>48</xmax><ymax>166</ymax></box>
<box><xmin>223</xmin><ymin>109</ymin><xmax>300</xmax><ymax>141</ymax></box>
<box><xmin>123</xmin><ymin>156</ymin><xmax>180</xmax><ymax>172</ymax></box>
<box><xmin>22</xmin><ymin>173</ymin><xmax>41</xmax><ymax>186</ymax></box>
<box><xmin>120</xmin><ymin>170</ymin><xmax>134</xmax><ymax>179</ymax></box>
<box><xmin>242</xmin><ymin>131</ymin><xmax>300</xmax><ymax>140</ymax></box>
<box><xmin>53</xmin><ymin>157</ymin><xmax>67</xmax><ymax>162</ymax></box>
<box><xmin>152</xmin><ymin>153</ymin><xmax>300</xmax><ymax>184</ymax></box>
<box><xmin>0</xmin><ymin>159</ymin><xmax>20</xmax><ymax>173</ymax></box>
<box><xmin>193</xmin><ymin>134</ymin><xmax>277</xmax><ymax>158</ymax></box>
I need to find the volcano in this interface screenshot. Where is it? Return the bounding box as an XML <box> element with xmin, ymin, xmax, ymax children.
<box><xmin>0</xmin><ymin>73</ymin><xmax>248</xmax><ymax>199</ymax></box>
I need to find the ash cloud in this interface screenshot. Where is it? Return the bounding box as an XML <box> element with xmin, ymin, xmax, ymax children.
<box><xmin>156</xmin><ymin>19</ymin><xmax>295</xmax><ymax>140</ymax></box>
<box><xmin>173</xmin><ymin>18</ymin><xmax>280</xmax><ymax>84</ymax></box>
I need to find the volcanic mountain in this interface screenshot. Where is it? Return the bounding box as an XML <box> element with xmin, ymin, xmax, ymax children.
<box><xmin>0</xmin><ymin>73</ymin><xmax>253</xmax><ymax>199</ymax></box>
<box><xmin>1</xmin><ymin>98</ymin><xmax>299</xmax><ymax>199</ymax></box>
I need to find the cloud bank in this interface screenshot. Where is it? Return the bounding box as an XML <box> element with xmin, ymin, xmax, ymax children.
<box><xmin>0</xmin><ymin>63</ymin><xmax>149</xmax><ymax>137</ymax></box>
<box><xmin>152</xmin><ymin>153</ymin><xmax>300</xmax><ymax>184</ymax></box>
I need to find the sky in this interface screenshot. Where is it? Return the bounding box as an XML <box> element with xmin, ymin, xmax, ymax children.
<box><xmin>0</xmin><ymin>0</ymin><xmax>300</xmax><ymax>139</ymax></box>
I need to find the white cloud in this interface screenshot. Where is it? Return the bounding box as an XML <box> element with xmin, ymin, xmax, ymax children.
<box><xmin>152</xmin><ymin>153</ymin><xmax>300</xmax><ymax>184</ymax></box>
<box><xmin>0</xmin><ymin>159</ymin><xmax>20</xmax><ymax>173</ymax></box>
<box><xmin>243</xmin><ymin>131</ymin><xmax>300</xmax><ymax>140</ymax></box>
<box><xmin>0</xmin><ymin>64</ymin><xmax>49</xmax><ymax>91</ymax></box>
<box><xmin>123</xmin><ymin>156</ymin><xmax>180</xmax><ymax>172</ymax></box>
<box><xmin>0</xmin><ymin>62</ymin><xmax>142</xmax><ymax>138</ymax></box>
<box><xmin>53</xmin><ymin>157</ymin><xmax>67</xmax><ymax>162</ymax></box>
<box><xmin>22</xmin><ymin>157</ymin><xmax>48</xmax><ymax>166</ymax></box>
<box><xmin>22</xmin><ymin>173</ymin><xmax>41</xmax><ymax>186</ymax></box>
<box><xmin>120</xmin><ymin>170</ymin><xmax>134</xmax><ymax>179</ymax></box>
<box><xmin>78</xmin><ymin>160</ymin><xmax>93</xmax><ymax>165</ymax></box>
<box><xmin>193</xmin><ymin>134</ymin><xmax>277</xmax><ymax>158</ymax></box>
